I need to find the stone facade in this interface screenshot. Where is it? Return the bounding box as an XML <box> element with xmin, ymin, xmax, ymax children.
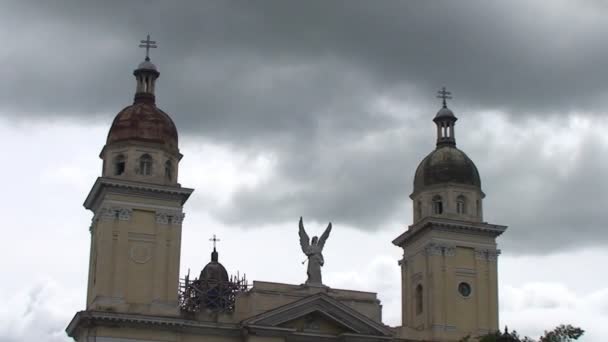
<box><xmin>392</xmin><ymin>218</ymin><xmax>505</xmax><ymax>341</ymax></box>
<box><xmin>67</xmin><ymin>282</ymin><xmax>397</xmax><ymax>342</ymax></box>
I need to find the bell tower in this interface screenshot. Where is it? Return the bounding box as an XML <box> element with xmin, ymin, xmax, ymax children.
<box><xmin>393</xmin><ymin>88</ymin><xmax>506</xmax><ymax>341</ymax></box>
<box><xmin>84</xmin><ymin>36</ymin><xmax>193</xmax><ymax>316</ymax></box>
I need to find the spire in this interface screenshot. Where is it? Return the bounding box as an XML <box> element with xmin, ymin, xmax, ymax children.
<box><xmin>433</xmin><ymin>86</ymin><xmax>458</xmax><ymax>147</ymax></box>
<box><xmin>133</xmin><ymin>34</ymin><xmax>159</xmax><ymax>104</ymax></box>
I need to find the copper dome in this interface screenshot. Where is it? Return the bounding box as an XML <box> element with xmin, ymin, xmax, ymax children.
<box><xmin>106</xmin><ymin>100</ymin><xmax>178</xmax><ymax>152</ymax></box>
<box><xmin>413</xmin><ymin>145</ymin><xmax>481</xmax><ymax>194</ymax></box>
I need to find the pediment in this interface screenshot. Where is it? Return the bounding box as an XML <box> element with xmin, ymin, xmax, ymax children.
<box><xmin>241</xmin><ymin>293</ymin><xmax>393</xmax><ymax>337</ymax></box>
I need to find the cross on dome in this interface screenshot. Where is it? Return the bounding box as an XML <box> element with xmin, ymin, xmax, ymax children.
<box><xmin>138</xmin><ymin>34</ymin><xmax>157</xmax><ymax>61</ymax></box>
<box><xmin>209</xmin><ymin>234</ymin><xmax>221</xmax><ymax>249</ymax></box>
<box><xmin>436</xmin><ymin>87</ymin><xmax>452</xmax><ymax>108</ymax></box>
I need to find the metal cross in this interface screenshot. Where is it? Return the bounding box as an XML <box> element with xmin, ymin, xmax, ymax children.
<box><xmin>138</xmin><ymin>34</ymin><xmax>157</xmax><ymax>61</ymax></box>
<box><xmin>209</xmin><ymin>234</ymin><xmax>221</xmax><ymax>249</ymax></box>
<box><xmin>436</xmin><ymin>87</ymin><xmax>452</xmax><ymax>107</ymax></box>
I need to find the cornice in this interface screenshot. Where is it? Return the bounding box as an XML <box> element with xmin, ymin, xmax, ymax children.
<box><xmin>392</xmin><ymin>217</ymin><xmax>507</xmax><ymax>247</ymax></box>
<box><xmin>242</xmin><ymin>292</ymin><xmax>393</xmax><ymax>337</ymax></box>
<box><xmin>84</xmin><ymin>177</ymin><xmax>194</xmax><ymax>210</ymax></box>
<box><xmin>66</xmin><ymin>310</ymin><xmax>240</xmax><ymax>338</ymax></box>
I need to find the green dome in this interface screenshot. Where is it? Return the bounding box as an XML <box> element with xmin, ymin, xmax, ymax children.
<box><xmin>413</xmin><ymin>145</ymin><xmax>481</xmax><ymax>193</ymax></box>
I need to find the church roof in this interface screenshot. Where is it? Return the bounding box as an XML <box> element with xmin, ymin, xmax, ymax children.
<box><xmin>199</xmin><ymin>248</ymin><xmax>229</xmax><ymax>283</ymax></box>
<box><xmin>413</xmin><ymin>88</ymin><xmax>482</xmax><ymax>194</ymax></box>
<box><xmin>413</xmin><ymin>145</ymin><xmax>481</xmax><ymax>194</ymax></box>
<box><xmin>105</xmin><ymin>52</ymin><xmax>179</xmax><ymax>153</ymax></box>
<box><xmin>241</xmin><ymin>292</ymin><xmax>394</xmax><ymax>337</ymax></box>
<box><xmin>106</xmin><ymin>101</ymin><xmax>178</xmax><ymax>152</ymax></box>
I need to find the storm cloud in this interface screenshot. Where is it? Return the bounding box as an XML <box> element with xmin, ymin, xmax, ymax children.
<box><xmin>1</xmin><ymin>1</ymin><xmax>607</xmax><ymax>253</ymax></box>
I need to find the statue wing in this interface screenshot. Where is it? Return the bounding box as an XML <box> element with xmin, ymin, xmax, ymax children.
<box><xmin>317</xmin><ymin>222</ymin><xmax>332</xmax><ymax>250</ymax></box>
<box><xmin>298</xmin><ymin>216</ymin><xmax>310</xmax><ymax>253</ymax></box>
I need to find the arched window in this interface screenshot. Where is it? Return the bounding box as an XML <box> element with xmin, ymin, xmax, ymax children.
<box><xmin>476</xmin><ymin>199</ymin><xmax>481</xmax><ymax>217</ymax></box>
<box><xmin>415</xmin><ymin>284</ymin><xmax>423</xmax><ymax>315</ymax></box>
<box><xmin>416</xmin><ymin>201</ymin><xmax>422</xmax><ymax>220</ymax></box>
<box><xmin>165</xmin><ymin>160</ymin><xmax>173</xmax><ymax>181</ymax></box>
<box><xmin>432</xmin><ymin>195</ymin><xmax>443</xmax><ymax>215</ymax></box>
<box><xmin>139</xmin><ymin>154</ymin><xmax>152</xmax><ymax>176</ymax></box>
<box><xmin>114</xmin><ymin>154</ymin><xmax>126</xmax><ymax>176</ymax></box>
<box><xmin>456</xmin><ymin>195</ymin><xmax>466</xmax><ymax>214</ymax></box>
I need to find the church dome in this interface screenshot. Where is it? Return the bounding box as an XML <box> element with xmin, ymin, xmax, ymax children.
<box><xmin>199</xmin><ymin>248</ymin><xmax>229</xmax><ymax>283</ymax></box>
<box><xmin>137</xmin><ymin>59</ymin><xmax>157</xmax><ymax>71</ymax></box>
<box><xmin>413</xmin><ymin>145</ymin><xmax>481</xmax><ymax>194</ymax></box>
<box><xmin>434</xmin><ymin>106</ymin><xmax>455</xmax><ymax>120</ymax></box>
<box><xmin>106</xmin><ymin>102</ymin><xmax>178</xmax><ymax>152</ymax></box>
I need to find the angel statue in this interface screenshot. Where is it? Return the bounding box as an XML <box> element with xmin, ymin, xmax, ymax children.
<box><xmin>298</xmin><ymin>216</ymin><xmax>332</xmax><ymax>286</ymax></box>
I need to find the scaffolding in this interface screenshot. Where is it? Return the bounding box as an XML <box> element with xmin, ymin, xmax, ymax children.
<box><xmin>179</xmin><ymin>270</ymin><xmax>249</xmax><ymax>313</ymax></box>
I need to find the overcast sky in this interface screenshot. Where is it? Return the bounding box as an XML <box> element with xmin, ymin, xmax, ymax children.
<box><xmin>1</xmin><ymin>1</ymin><xmax>607</xmax><ymax>341</ymax></box>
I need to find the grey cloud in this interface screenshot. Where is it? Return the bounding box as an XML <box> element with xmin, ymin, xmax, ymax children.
<box><xmin>483</xmin><ymin>131</ymin><xmax>608</xmax><ymax>254</ymax></box>
<box><xmin>215</xmin><ymin>122</ymin><xmax>428</xmax><ymax>228</ymax></box>
<box><xmin>3</xmin><ymin>1</ymin><xmax>608</xmax><ymax>254</ymax></box>
<box><xmin>3</xmin><ymin>1</ymin><xmax>608</xmax><ymax>127</ymax></box>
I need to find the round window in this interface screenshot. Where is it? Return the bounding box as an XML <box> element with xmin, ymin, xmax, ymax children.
<box><xmin>458</xmin><ymin>282</ymin><xmax>472</xmax><ymax>297</ymax></box>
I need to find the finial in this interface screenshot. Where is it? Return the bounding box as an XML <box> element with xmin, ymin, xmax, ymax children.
<box><xmin>209</xmin><ymin>234</ymin><xmax>221</xmax><ymax>250</ymax></box>
<box><xmin>436</xmin><ymin>86</ymin><xmax>452</xmax><ymax>108</ymax></box>
<box><xmin>138</xmin><ymin>34</ymin><xmax>157</xmax><ymax>61</ymax></box>
<box><xmin>209</xmin><ymin>234</ymin><xmax>221</xmax><ymax>262</ymax></box>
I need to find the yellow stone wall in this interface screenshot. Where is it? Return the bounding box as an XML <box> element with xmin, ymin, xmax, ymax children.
<box><xmin>399</xmin><ymin>227</ymin><xmax>499</xmax><ymax>341</ymax></box>
<box><xmin>86</xmin><ymin>189</ymin><xmax>185</xmax><ymax>317</ymax></box>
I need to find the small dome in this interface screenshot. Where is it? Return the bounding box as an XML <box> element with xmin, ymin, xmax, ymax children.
<box><xmin>199</xmin><ymin>249</ymin><xmax>229</xmax><ymax>283</ymax></box>
<box><xmin>106</xmin><ymin>102</ymin><xmax>178</xmax><ymax>152</ymax></box>
<box><xmin>137</xmin><ymin>59</ymin><xmax>157</xmax><ymax>71</ymax></box>
<box><xmin>434</xmin><ymin>106</ymin><xmax>456</xmax><ymax>120</ymax></box>
<box><xmin>413</xmin><ymin>145</ymin><xmax>481</xmax><ymax>193</ymax></box>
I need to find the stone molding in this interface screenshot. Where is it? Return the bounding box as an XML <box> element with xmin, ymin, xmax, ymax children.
<box><xmin>411</xmin><ymin>272</ymin><xmax>423</xmax><ymax>284</ymax></box>
<box><xmin>455</xmin><ymin>267</ymin><xmax>476</xmax><ymax>276</ymax></box>
<box><xmin>241</xmin><ymin>292</ymin><xmax>393</xmax><ymax>337</ymax></box>
<box><xmin>96</xmin><ymin>207</ymin><xmax>133</xmax><ymax>221</ymax></box>
<box><xmin>129</xmin><ymin>243</ymin><xmax>153</xmax><ymax>264</ymax></box>
<box><xmin>66</xmin><ymin>310</ymin><xmax>241</xmax><ymax>339</ymax></box>
<box><xmin>424</xmin><ymin>242</ymin><xmax>455</xmax><ymax>257</ymax></box>
<box><xmin>399</xmin><ymin>258</ymin><xmax>408</xmax><ymax>271</ymax></box>
<box><xmin>432</xmin><ymin>324</ymin><xmax>457</xmax><ymax>332</ymax></box>
<box><xmin>475</xmin><ymin>248</ymin><xmax>501</xmax><ymax>261</ymax></box>
<box><xmin>84</xmin><ymin>177</ymin><xmax>194</xmax><ymax>211</ymax></box>
<box><xmin>155</xmin><ymin>211</ymin><xmax>185</xmax><ymax>225</ymax></box>
<box><xmin>393</xmin><ymin>217</ymin><xmax>507</xmax><ymax>247</ymax></box>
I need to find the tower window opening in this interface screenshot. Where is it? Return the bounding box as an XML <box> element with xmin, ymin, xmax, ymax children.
<box><xmin>416</xmin><ymin>201</ymin><xmax>422</xmax><ymax>220</ymax></box>
<box><xmin>432</xmin><ymin>195</ymin><xmax>443</xmax><ymax>215</ymax></box>
<box><xmin>457</xmin><ymin>195</ymin><xmax>466</xmax><ymax>214</ymax></box>
<box><xmin>415</xmin><ymin>284</ymin><xmax>423</xmax><ymax>315</ymax></box>
<box><xmin>165</xmin><ymin>160</ymin><xmax>173</xmax><ymax>181</ymax></box>
<box><xmin>139</xmin><ymin>154</ymin><xmax>153</xmax><ymax>176</ymax></box>
<box><xmin>476</xmin><ymin>199</ymin><xmax>481</xmax><ymax>217</ymax></box>
<box><xmin>114</xmin><ymin>155</ymin><xmax>126</xmax><ymax>175</ymax></box>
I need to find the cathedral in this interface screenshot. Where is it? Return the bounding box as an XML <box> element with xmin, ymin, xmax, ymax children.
<box><xmin>66</xmin><ymin>39</ymin><xmax>507</xmax><ymax>342</ymax></box>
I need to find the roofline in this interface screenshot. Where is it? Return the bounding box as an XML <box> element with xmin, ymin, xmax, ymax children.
<box><xmin>84</xmin><ymin>177</ymin><xmax>194</xmax><ymax>211</ymax></box>
<box><xmin>241</xmin><ymin>292</ymin><xmax>394</xmax><ymax>336</ymax></box>
<box><xmin>392</xmin><ymin>217</ymin><xmax>507</xmax><ymax>247</ymax></box>
<box><xmin>66</xmin><ymin>310</ymin><xmax>240</xmax><ymax>338</ymax></box>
